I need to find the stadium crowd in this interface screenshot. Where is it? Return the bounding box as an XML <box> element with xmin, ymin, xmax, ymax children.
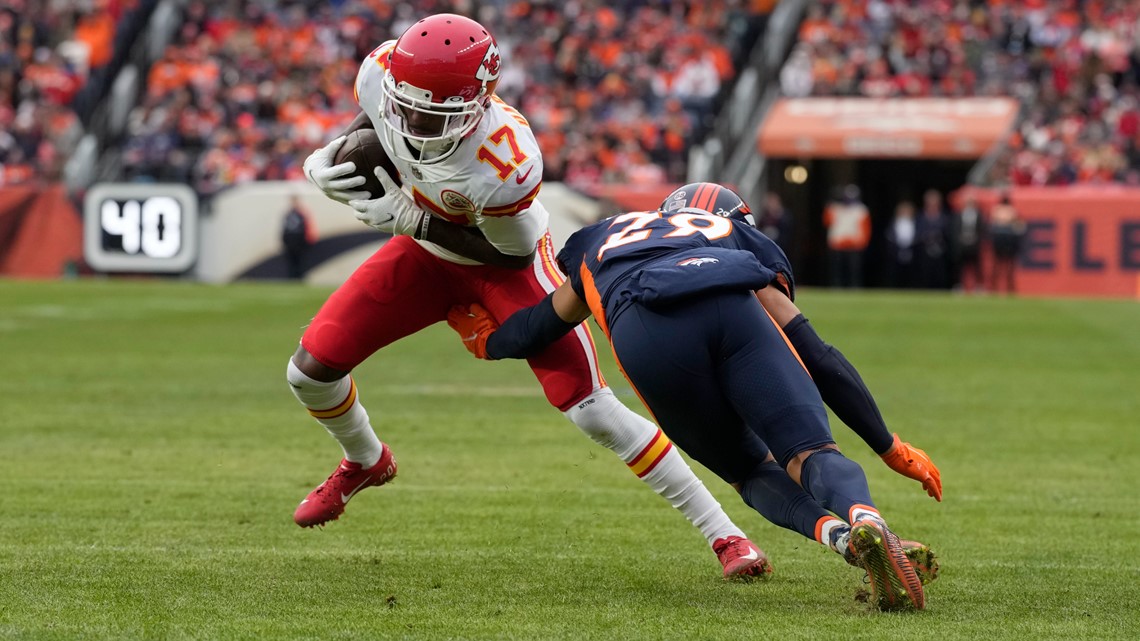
<box><xmin>784</xmin><ymin>0</ymin><xmax>1140</xmax><ymax>186</ymax></box>
<box><xmin>0</xmin><ymin>0</ymin><xmax>124</xmax><ymax>185</ymax></box>
<box><xmin>122</xmin><ymin>0</ymin><xmax>770</xmax><ymax>195</ymax></box>
<box><xmin>14</xmin><ymin>1</ymin><xmax>1140</xmax><ymax>193</ymax></box>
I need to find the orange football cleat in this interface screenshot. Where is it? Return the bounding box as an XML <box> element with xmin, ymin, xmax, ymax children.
<box><xmin>849</xmin><ymin>519</ymin><xmax>925</xmax><ymax>611</ymax></box>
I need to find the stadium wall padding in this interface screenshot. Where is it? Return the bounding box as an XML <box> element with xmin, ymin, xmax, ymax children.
<box><xmin>954</xmin><ymin>186</ymin><xmax>1140</xmax><ymax>299</ymax></box>
<box><xmin>0</xmin><ymin>185</ymin><xmax>83</xmax><ymax>278</ymax></box>
<box><xmin>195</xmin><ymin>181</ymin><xmax>601</xmax><ymax>286</ymax></box>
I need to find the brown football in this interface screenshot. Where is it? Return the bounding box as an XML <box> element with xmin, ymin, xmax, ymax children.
<box><xmin>333</xmin><ymin>128</ymin><xmax>401</xmax><ymax>199</ymax></box>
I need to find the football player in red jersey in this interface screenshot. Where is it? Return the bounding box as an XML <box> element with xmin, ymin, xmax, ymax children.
<box><xmin>447</xmin><ymin>183</ymin><xmax>942</xmax><ymax>610</ymax></box>
<box><xmin>291</xmin><ymin>14</ymin><xmax>769</xmax><ymax>579</ymax></box>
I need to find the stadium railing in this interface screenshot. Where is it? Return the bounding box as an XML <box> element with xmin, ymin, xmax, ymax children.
<box><xmin>689</xmin><ymin>0</ymin><xmax>808</xmax><ymax>208</ymax></box>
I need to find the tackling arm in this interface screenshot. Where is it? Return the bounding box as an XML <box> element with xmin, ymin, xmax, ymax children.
<box><xmin>447</xmin><ymin>281</ymin><xmax>589</xmax><ymax>360</ymax></box>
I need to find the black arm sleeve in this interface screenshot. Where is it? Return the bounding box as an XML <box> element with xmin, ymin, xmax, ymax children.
<box><xmin>422</xmin><ymin>222</ymin><xmax>535</xmax><ymax>270</ymax></box>
<box><xmin>782</xmin><ymin>314</ymin><xmax>895</xmax><ymax>454</ymax></box>
<box><xmin>340</xmin><ymin>110</ymin><xmax>374</xmax><ymax>135</ymax></box>
<box><xmin>486</xmin><ymin>293</ymin><xmax>581</xmax><ymax>360</ymax></box>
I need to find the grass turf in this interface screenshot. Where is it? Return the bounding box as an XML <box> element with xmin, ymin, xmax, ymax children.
<box><xmin>0</xmin><ymin>279</ymin><xmax>1137</xmax><ymax>640</ymax></box>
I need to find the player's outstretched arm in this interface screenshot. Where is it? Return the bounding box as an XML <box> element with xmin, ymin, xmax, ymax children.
<box><xmin>754</xmin><ymin>287</ymin><xmax>942</xmax><ymax>501</ymax></box>
<box><xmin>447</xmin><ymin>282</ymin><xmax>588</xmax><ymax>360</ymax></box>
<box><xmin>755</xmin><ymin>287</ymin><xmax>895</xmax><ymax>452</ymax></box>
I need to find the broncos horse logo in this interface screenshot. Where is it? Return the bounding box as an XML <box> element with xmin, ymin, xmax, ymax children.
<box><xmin>676</xmin><ymin>257</ymin><xmax>720</xmax><ymax>267</ymax></box>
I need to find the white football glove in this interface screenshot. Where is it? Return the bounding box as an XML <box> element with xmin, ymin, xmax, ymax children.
<box><xmin>303</xmin><ymin>135</ymin><xmax>371</xmax><ymax>204</ymax></box>
<box><xmin>348</xmin><ymin>166</ymin><xmax>428</xmax><ymax>238</ymax></box>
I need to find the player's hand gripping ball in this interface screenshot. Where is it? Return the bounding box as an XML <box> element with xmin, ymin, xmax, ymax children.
<box><xmin>333</xmin><ymin>129</ymin><xmax>402</xmax><ymax>200</ymax></box>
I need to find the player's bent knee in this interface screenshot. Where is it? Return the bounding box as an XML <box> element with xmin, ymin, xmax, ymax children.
<box><xmin>290</xmin><ymin>345</ymin><xmax>349</xmax><ymax>383</ymax></box>
<box><xmin>785</xmin><ymin>444</ymin><xmax>839</xmax><ymax>486</ymax></box>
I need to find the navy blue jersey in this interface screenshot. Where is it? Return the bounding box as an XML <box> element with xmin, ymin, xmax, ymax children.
<box><xmin>556</xmin><ymin>211</ymin><xmax>795</xmax><ymax>334</ymax></box>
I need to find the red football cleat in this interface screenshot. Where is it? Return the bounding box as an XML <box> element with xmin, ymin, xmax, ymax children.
<box><xmin>713</xmin><ymin>536</ymin><xmax>772</xmax><ymax>580</ymax></box>
<box><xmin>294</xmin><ymin>447</ymin><xmax>397</xmax><ymax>528</ymax></box>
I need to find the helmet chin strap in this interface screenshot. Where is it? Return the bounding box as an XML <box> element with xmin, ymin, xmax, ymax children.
<box><xmin>404</xmin><ymin>136</ymin><xmax>454</xmax><ymax>161</ymax></box>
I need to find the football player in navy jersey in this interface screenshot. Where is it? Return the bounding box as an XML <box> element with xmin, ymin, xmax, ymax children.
<box><xmin>448</xmin><ymin>183</ymin><xmax>942</xmax><ymax>611</ymax></box>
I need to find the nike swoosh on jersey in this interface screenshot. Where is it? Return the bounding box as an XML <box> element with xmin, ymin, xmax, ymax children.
<box><xmin>514</xmin><ymin>165</ymin><xmax>534</xmax><ymax>185</ymax></box>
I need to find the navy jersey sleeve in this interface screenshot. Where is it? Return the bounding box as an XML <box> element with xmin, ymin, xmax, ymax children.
<box><xmin>556</xmin><ymin>222</ymin><xmax>604</xmax><ymax>303</ymax></box>
<box><xmin>721</xmin><ymin>223</ymin><xmax>796</xmax><ymax>300</ymax></box>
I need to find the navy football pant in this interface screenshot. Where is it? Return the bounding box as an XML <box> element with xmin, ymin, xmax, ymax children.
<box><xmin>609</xmin><ymin>290</ymin><xmax>835</xmax><ymax>485</ymax></box>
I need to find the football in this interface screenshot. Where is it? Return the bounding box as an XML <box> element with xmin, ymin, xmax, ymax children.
<box><xmin>334</xmin><ymin>128</ymin><xmax>401</xmax><ymax>199</ymax></box>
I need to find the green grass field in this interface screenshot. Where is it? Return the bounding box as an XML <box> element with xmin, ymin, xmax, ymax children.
<box><xmin>1</xmin><ymin>279</ymin><xmax>1137</xmax><ymax>640</ymax></box>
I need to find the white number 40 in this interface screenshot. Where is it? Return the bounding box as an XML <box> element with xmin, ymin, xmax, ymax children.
<box><xmin>101</xmin><ymin>197</ymin><xmax>181</xmax><ymax>258</ymax></box>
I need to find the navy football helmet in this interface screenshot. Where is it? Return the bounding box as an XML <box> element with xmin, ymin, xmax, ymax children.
<box><xmin>660</xmin><ymin>182</ymin><xmax>756</xmax><ymax>227</ymax></box>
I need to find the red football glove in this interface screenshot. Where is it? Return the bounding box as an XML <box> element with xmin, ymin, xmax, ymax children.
<box><xmin>446</xmin><ymin>304</ymin><xmax>499</xmax><ymax>360</ymax></box>
<box><xmin>881</xmin><ymin>433</ymin><xmax>942</xmax><ymax>502</ymax></box>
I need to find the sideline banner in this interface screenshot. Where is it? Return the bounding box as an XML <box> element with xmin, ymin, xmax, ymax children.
<box><xmin>954</xmin><ymin>186</ymin><xmax>1140</xmax><ymax>299</ymax></box>
<box><xmin>758</xmin><ymin>97</ymin><xmax>1019</xmax><ymax>159</ymax></box>
<box><xmin>196</xmin><ymin>181</ymin><xmax>602</xmax><ymax>285</ymax></box>
<box><xmin>0</xmin><ymin>184</ymin><xmax>82</xmax><ymax>277</ymax></box>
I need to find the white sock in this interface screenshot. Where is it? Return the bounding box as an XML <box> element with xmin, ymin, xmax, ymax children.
<box><xmin>563</xmin><ymin>388</ymin><xmax>744</xmax><ymax>545</ymax></box>
<box><xmin>287</xmin><ymin>359</ymin><xmax>383</xmax><ymax>467</ymax></box>
<box><xmin>815</xmin><ymin>516</ymin><xmax>850</xmax><ymax>555</ymax></box>
<box><xmin>850</xmin><ymin>505</ymin><xmax>885</xmax><ymax>527</ymax></box>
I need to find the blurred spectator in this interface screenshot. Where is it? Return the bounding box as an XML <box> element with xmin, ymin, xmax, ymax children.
<box><xmin>884</xmin><ymin>200</ymin><xmax>916</xmax><ymax>289</ymax></box>
<box><xmin>988</xmin><ymin>193</ymin><xmax>1026</xmax><ymax>295</ymax></box>
<box><xmin>70</xmin><ymin>3</ymin><xmax>115</xmax><ymax>71</ymax></box>
<box><xmin>915</xmin><ymin>189</ymin><xmax>950</xmax><ymax>289</ymax></box>
<box><xmin>796</xmin><ymin>0</ymin><xmax>1140</xmax><ymax>186</ymax></box>
<box><xmin>757</xmin><ymin>191</ymin><xmax>793</xmax><ymax>255</ymax></box>
<box><xmin>124</xmin><ymin>0</ymin><xmax>772</xmax><ymax>193</ymax></box>
<box><xmin>0</xmin><ymin>1</ymin><xmax>103</xmax><ymax>185</ymax></box>
<box><xmin>281</xmin><ymin>195</ymin><xmax>314</xmax><ymax>280</ymax></box>
<box><xmin>950</xmin><ymin>193</ymin><xmax>986</xmax><ymax>293</ymax></box>
<box><xmin>823</xmin><ymin>183</ymin><xmax>871</xmax><ymax>288</ymax></box>
<box><xmin>779</xmin><ymin>45</ymin><xmax>814</xmax><ymax>98</ymax></box>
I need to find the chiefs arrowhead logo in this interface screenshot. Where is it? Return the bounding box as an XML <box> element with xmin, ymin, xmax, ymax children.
<box><xmin>441</xmin><ymin>189</ymin><xmax>475</xmax><ymax>213</ymax></box>
<box><xmin>476</xmin><ymin>43</ymin><xmax>502</xmax><ymax>84</ymax></box>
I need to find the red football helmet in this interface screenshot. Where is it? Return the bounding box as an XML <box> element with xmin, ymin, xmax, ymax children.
<box><xmin>380</xmin><ymin>14</ymin><xmax>502</xmax><ymax>164</ymax></box>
